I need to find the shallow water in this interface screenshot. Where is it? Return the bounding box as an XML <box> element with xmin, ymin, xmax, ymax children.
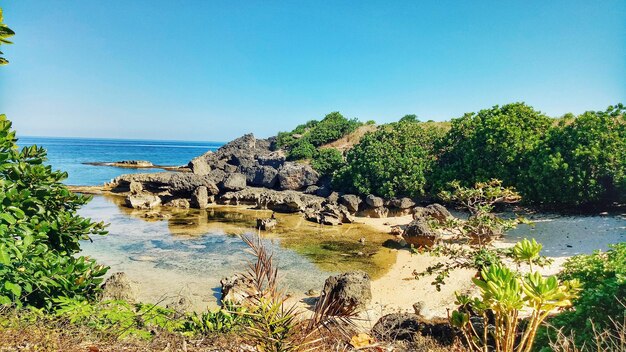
<box><xmin>79</xmin><ymin>195</ymin><xmax>397</xmax><ymax>310</ymax></box>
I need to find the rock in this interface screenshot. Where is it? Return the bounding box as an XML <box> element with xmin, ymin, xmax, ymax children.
<box><xmin>142</xmin><ymin>211</ymin><xmax>171</xmax><ymax>220</ymax></box>
<box><xmin>402</xmin><ymin>219</ymin><xmax>439</xmax><ymax>248</ymax></box>
<box><xmin>425</xmin><ymin>203</ymin><xmax>452</xmax><ymax>223</ymax></box>
<box><xmin>372</xmin><ymin>313</ymin><xmax>456</xmax><ymax>344</ymax></box>
<box><xmin>113</xmin><ymin>172</ymin><xmax>219</xmax><ymax>197</ymax></box>
<box><xmin>217</xmin><ymin>187</ymin><xmax>325</xmax><ymax>214</ymax></box>
<box><xmin>412</xmin><ymin>203</ymin><xmax>452</xmax><ymax>224</ymax></box>
<box><xmin>191</xmin><ymin>186</ymin><xmax>210</xmax><ymax>209</ymax></box>
<box><xmin>321</xmin><ymin>271</ymin><xmax>371</xmax><ymax>313</ymax></box>
<box><xmin>365</xmin><ymin>194</ymin><xmax>384</xmax><ymax>208</ymax></box>
<box><xmin>389</xmin><ymin>197</ymin><xmax>416</xmax><ymax>210</ymax></box>
<box><xmin>340</xmin><ymin>194</ymin><xmax>362</xmax><ymax>213</ymax></box>
<box><xmin>256</xmin><ymin>217</ymin><xmax>277</xmax><ymax>230</ymax></box>
<box><xmin>221</xmin><ymin>173</ymin><xmax>247</xmax><ymax>191</ymax></box>
<box><xmin>277</xmin><ymin>162</ymin><xmax>320</xmax><ymax>191</ymax></box>
<box><xmin>125</xmin><ymin>193</ymin><xmax>161</xmax><ymax>209</ymax></box>
<box><xmin>257</xmin><ymin>150</ymin><xmax>286</xmax><ymax>168</ymax></box>
<box><xmin>112</xmin><ymin>160</ymin><xmax>154</xmax><ymax>168</ymax></box>
<box><xmin>129</xmin><ymin>181</ymin><xmax>143</xmax><ymax>194</ymax></box>
<box><xmin>372</xmin><ymin>313</ymin><xmax>422</xmax><ymax>342</ymax></box>
<box><xmin>220</xmin><ymin>274</ymin><xmax>260</xmax><ymax>305</ymax></box>
<box><xmin>100</xmin><ymin>272</ymin><xmax>138</xmax><ymax>303</ymax></box>
<box><xmin>327</xmin><ymin>192</ymin><xmax>340</xmax><ymax>204</ymax></box>
<box><xmin>314</xmin><ymin>184</ymin><xmax>333</xmax><ymax>198</ymax></box>
<box><xmin>358</xmin><ymin>206</ymin><xmax>389</xmax><ymax>218</ymax></box>
<box><xmin>304</xmin><ymin>185</ymin><xmax>320</xmax><ymax>195</ymax></box>
<box><xmin>188</xmin><ymin>151</ymin><xmax>216</xmax><ymax>176</ymax></box>
<box><xmin>243</xmin><ymin>164</ymin><xmax>278</xmax><ymax>188</ymax></box>
<box><xmin>389</xmin><ymin>226</ymin><xmax>403</xmax><ymax>236</ymax></box>
<box><xmin>163</xmin><ymin>198</ymin><xmax>191</xmax><ymax>208</ymax></box>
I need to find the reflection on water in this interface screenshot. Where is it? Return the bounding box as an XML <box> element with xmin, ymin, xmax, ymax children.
<box><xmin>78</xmin><ymin>195</ymin><xmax>397</xmax><ymax>310</ymax></box>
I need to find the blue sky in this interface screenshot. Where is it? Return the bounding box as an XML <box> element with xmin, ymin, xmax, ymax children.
<box><xmin>0</xmin><ymin>1</ymin><xmax>624</xmax><ymax>141</ymax></box>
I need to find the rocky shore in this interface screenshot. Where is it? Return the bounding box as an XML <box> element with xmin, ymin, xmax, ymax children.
<box><xmin>100</xmin><ymin>133</ymin><xmax>436</xmax><ymax>228</ymax></box>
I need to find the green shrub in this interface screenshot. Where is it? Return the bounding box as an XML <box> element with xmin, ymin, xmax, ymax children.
<box><xmin>536</xmin><ymin>243</ymin><xmax>626</xmax><ymax>348</ymax></box>
<box><xmin>433</xmin><ymin>103</ymin><xmax>551</xmax><ymax>193</ymax></box>
<box><xmin>0</xmin><ymin>115</ymin><xmax>108</xmax><ymax>309</ymax></box>
<box><xmin>334</xmin><ymin>119</ymin><xmax>444</xmax><ymax>198</ymax></box>
<box><xmin>520</xmin><ymin>105</ymin><xmax>626</xmax><ymax>206</ymax></box>
<box><xmin>276</xmin><ymin>112</ymin><xmax>361</xmax><ymax>159</ymax></box>
<box><xmin>286</xmin><ymin>137</ymin><xmax>316</xmax><ymax>160</ymax></box>
<box><xmin>311</xmin><ymin>148</ymin><xmax>344</xmax><ymax>176</ymax></box>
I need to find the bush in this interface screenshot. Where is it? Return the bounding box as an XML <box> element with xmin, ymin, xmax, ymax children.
<box><xmin>276</xmin><ymin>112</ymin><xmax>362</xmax><ymax>159</ymax></box>
<box><xmin>334</xmin><ymin>119</ymin><xmax>444</xmax><ymax>198</ymax></box>
<box><xmin>0</xmin><ymin>115</ymin><xmax>108</xmax><ymax>309</ymax></box>
<box><xmin>311</xmin><ymin>148</ymin><xmax>344</xmax><ymax>177</ymax></box>
<box><xmin>536</xmin><ymin>243</ymin><xmax>626</xmax><ymax>348</ymax></box>
<box><xmin>520</xmin><ymin>104</ymin><xmax>626</xmax><ymax>206</ymax></box>
<box><xmin>432</xmin><ymin>103</ymin><xmax>551</xmax><ymax>193</ymax></box>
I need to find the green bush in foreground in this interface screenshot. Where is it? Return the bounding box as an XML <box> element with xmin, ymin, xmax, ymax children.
<box><xmin>536</xmin><ymin>243</ymin><xmax>626</xmax><ymax>349</ymax></box>
<box><xmin>0</xmin><ymin>115</ymin><xmax>108</xmax><ymax>309</ymax></box>
<box><xmin>334</xmin><ymin>119</ymin><xmax>444</xmax><ymax>198</ymax></box>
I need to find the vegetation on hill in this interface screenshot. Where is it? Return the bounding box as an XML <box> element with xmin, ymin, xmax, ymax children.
<box><xmin>333</xmin><ymin>119</ymin><xmax>446</xmax><ymax>198</ymax></box>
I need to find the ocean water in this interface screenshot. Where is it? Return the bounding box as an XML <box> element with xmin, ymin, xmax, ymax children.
<box><xmin>17</xmin><ymin>136</ymin><xmax>223</xmax><ymax>185</ymax></box>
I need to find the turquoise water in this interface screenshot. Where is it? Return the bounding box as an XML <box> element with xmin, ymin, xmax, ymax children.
<box><xmin>17</xmin><ymin>136</ymin><xmax>223</xmax><ymax>185</ymax></box>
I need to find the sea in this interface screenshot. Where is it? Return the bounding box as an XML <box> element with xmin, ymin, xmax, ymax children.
<box><xmin>17</xmin><ymin>136</ymin><xmax>224</xmax><ymax>185</ymax></box>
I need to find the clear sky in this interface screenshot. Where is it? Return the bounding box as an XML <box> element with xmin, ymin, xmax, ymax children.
<box><xmin>0</xmin><ymin>1</ymin><xmax>624</xmax><ymax>141</ymax></box>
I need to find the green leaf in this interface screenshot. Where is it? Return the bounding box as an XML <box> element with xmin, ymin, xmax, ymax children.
<box><xmin>4</xmin><ymin>282</ymin><xmax>21</xmax><ymax>297</ymax></box>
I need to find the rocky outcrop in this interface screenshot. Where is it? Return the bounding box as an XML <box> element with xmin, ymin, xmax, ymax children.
<box><xmin>219</xmin><ymin>187</ymin><xmax>325</xmax><ymax>214</ymax></box>
<box><xmin>125</xmin><ymin>193</ymin><xmax>161</xmax><ymax>209</ymax></box>
<box><xmin>277</xmin><ymin>162</ymin><xmax>320</xmax><ymax>191</ymax></box>
<box><xmin>190</xmin><ymin>186</ymin><xmax>211</xmax><ymax>209</ymax></box>
<box><xmin>220</xmin><ymin>274</ymin><xmax>259</xmax><ymax>305</ymax></box>
<box><xmin>306</xmin><ymin>203</ymin><xmax>353</xmax><ymax>226</ymax></box>
<box><xmin>112</xmin><ymin>172</ymin><xmax>219</xmax><ymax>197</ymax></box>
<box><xmin>402</xmin><ymin>219</ymin><xmax>439</xmax><ymax>247</ymax></box>
<box><xmin>100</xmin><ymin>272</ymin><xmax>138</xmax><ymax>303</ymax></box>
<box><xmin>321</xmin><ymin>271</ymin><xmax>371</xmax><ymax>313</ymax></box>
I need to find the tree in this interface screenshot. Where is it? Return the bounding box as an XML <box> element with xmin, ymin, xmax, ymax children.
<box><xmin>520</xmin><ymin>104</ymin><xmax>626</xmax><ymax>206</ymax></box>
<box><xmin>334</xmin><ymin>119</ymin><xmax>444</xmax><ymax>198</ymax></box>
<box><xmin>432</xmin><ymin>103</ymin><xmax>551</xmax><ymax>193</ymax></box>
<box><xmin>311</xmin><ymin>148</ymin><xmax>345</xmax><ymax>177</ymax></box>
<box><xmin>0</xmin><ymin>7</ymin><xmax>15</xmax><ymax>65</ymax></box>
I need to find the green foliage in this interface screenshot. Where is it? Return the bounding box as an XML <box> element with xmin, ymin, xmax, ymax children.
<box><xmin>311</xmin><ymin>148</ymin><xmax>345</xmax><ymax>177</ymax></box>
<box><xmin>286</xmin><ymin>137</ymin><xmax>316</xmax><ymax>160</ymax></box>
<box><xmin>0</xmin><ymin>8</ymin><xmax>15</xmax><ymax>65</ymax></box>
<box><xmin>183</xmin><ymin>305</ymin><xmax>251</xmax><ymax>335</ymax></box>
<box><xmin>433</xmin><ymin>103</ymin><xmax>552</xmax><ymax>193</ymax></box>
<box><xmin>437</xmin><ymin>180</ymin><xmax>526</xmax><ymax>245</ymax></box>
<box><xmin>451</xmin><ymin>263</ymin><xmax>580</xmax><ymax>352</ymax></box>
<box><xmin>334</xmin><ymin>119</ymin><xmax>445</xmax><ymax>198</ymax></box>
<box><xmin>537</xmin><ymin>243</ymin><xmax>626</xmax><ymax>348</ymax></box>
<box><xmin>0</xmin><ymin>115</ymin><xmax>109</xmax><ymax>309</ymax></box>
<box><xmin>276</xmin><ymin>112</ymin><xmax>361</xmax><ymax>160</ymax></box>
<box><xmin>520</xmin><ymin>104</ymin><xmax>626</xmax><ymax>206</ymax></box>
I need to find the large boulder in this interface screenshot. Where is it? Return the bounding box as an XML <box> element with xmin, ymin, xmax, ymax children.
<box><xmin>241</xmin><ymin>164</ymin><xmax>278</xmax><ymax>188</ymax></box>
<box><xmin>100</xmin><ymin>272</ymin><xmax>138</xmax><ymax>303</ymax></box>
<box><xmin>365</xmin><ymin>194</ymin><xmax>385</xmax><ymax>208</ymax></box>
<box><xmin>188</xmin><ymin>151</ymin><xmax>217</xmax><ymax>176</ymax></box>
<box><xmin>221</xmin><ymin>173</ymin><xmax>247</xmax><ymax>191</ymax></box>
<box><xmin>402</xmin><ymin>219</ymin><xmax>439</xmax><ymax>247</ymax></box>
<box><xmin>389</xmin><ymin>197</ymin><xmax>416</xmax><ymax>210</ymax></box>
<box><xmin>340</xmin><ymin>194</ymin><xmax>362</xmax><ymax>214</ymax></box>
<box><xmin>125</xmin><ymin>193</ymin><xmax>161</xmax><ymax>209</ymax></box>
<box><xmin>321</xmin><ymin>271</ymin><xmax>371</xmax><ymax>313</ymax></box>
<box><xmin>413</xmin><ymin>203</ymin><xmax>452</xmax><ymax>224</ymax></box>
<box><xmin>257</xmin><ymin>150</ymin><xmax>286</xmax><ymax>168</ymax></box>
<box><xmin>277</xmin><ymin>162</ymin><xmax>320</xmax><ymax>191</ymax></box>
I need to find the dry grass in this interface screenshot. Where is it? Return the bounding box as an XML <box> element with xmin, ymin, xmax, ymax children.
<box><xmin>320</xmin><ymin>125</ymin><xmax>378</xmax><ymax>153</ymax></box>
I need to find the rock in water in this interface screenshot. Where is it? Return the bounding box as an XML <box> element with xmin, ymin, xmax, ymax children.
<box><xmin>191</xmin><ymin>186</ymin><xmax>210</xmax><ymax>209</ymax></box>
<box><xmin>321</xmin><ymin>271</ymin><xmax>372</xmax><ymax>313</ymax></box>
<box><xmin>402</xmin><ymin>219</ymin><xmax>439</xmax><ymax>248</ymax></box>
<box><xmin>125</xmin><ymin>193</ymin><xmax>161</xmax><ymax>209</ymax></box>
<box><xmin>256</xmin><ymin>217</ymin><xmax>277</xmax><ymax>230</ymax></box>
<box><xmin>100</xmin><ymin>272</ymin><xmax>138</xmax><ymax>303</ymax></box>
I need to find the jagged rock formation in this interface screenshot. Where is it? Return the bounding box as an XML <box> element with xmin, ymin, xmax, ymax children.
<box><xmin>106</xmin><ymin>133</ymin><xmax>453</xmax><ymax>226</ymax></box>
